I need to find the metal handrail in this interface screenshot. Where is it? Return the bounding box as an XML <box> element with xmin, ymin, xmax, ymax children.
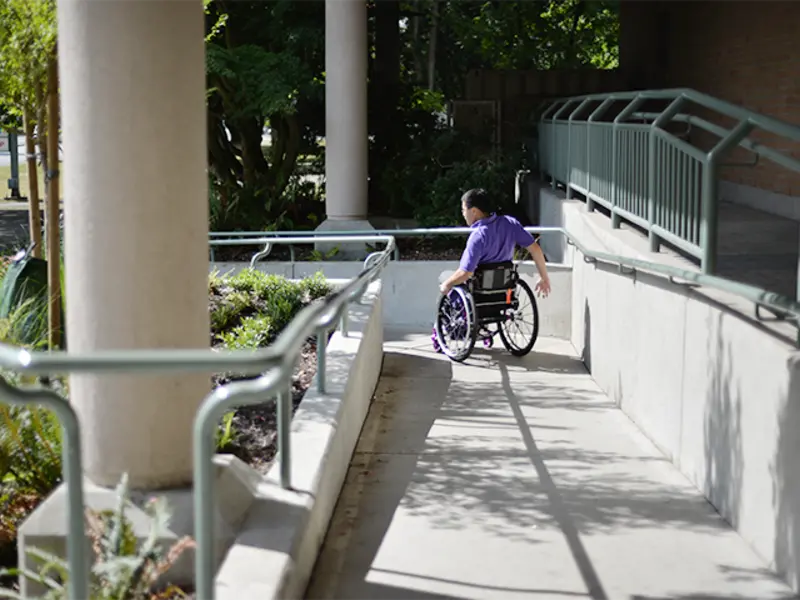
<box><xmin>208</xmin><ymin>234</ymin><xmax>395</xmax><ymax>267</ymax></box>
<box><xmin>0</xmin><ymin>234</ymin><xmax>395</xmax><ymax>600</ymax></box>
<box><xmin>543</xmin><ymin>87</ymin><xmax>800</xmax><ymax>144</ymax></box>
<box><xmin>2</xmin><ymin>227</ymin><xmax>799</xmax><ymax>599</ymax></box>
<box><xmin>539</xmin><ymin>88</ymin><xmax>800</xmax><ymax>278</ymax></box>
<box><xmin>211</xmin><ymin>226</ymin><xmax>800</xmax><ymax>326</ymax></box>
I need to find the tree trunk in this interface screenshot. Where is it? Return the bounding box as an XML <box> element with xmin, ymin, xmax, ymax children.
<box><xmin>23</xmin><ymin>105</ymin><xmax>42</xmax><ymax>259</ymax></box>
<box><xmin>428</xmin><ymin>0</ymin><xmax>439</xmax><ymax>91</ymax></box>
<box><xmin>412</xmin><ymin>1</ymin><xmax>423</xmax><ymax>84</ymax></box>
<box><xmin>45</xmin><ymin>56</ymin><xmax>62</xmax><ymax>350</ymax></box>
<box><xmin>371</xmin><ymin>0</ymin><xmax>402</xmax><ymax>215</ymax></box>
<box><xmin>35</xmin><ymin>84</ymin><xmax>47</xmax><ymax>199</ymax></box>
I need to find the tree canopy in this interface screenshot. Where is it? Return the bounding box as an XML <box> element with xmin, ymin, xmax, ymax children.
<box><xmin>0</xmin><ymin>0</ymin><xmax>56</xmax><ymax>125</ymax></box>
<box><xmin>0</xmin><ymin>0</ymin><xmax>620</xmax><ymax>230</ymax></box>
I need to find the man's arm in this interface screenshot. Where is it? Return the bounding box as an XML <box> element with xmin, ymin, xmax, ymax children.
<box><xmin>440</xmin><ymin>268</ymin><xmax>473</xmax><ymax>294</ymax></box>
<box><xmin>441</xmin><ymin>233</ymin><xmax>480</xmax><ymax>294</ymax></box>
<box><xmin>525</xmin><ymin>240</ymin><xmax>551</xmax><ymax>297</ymax></box>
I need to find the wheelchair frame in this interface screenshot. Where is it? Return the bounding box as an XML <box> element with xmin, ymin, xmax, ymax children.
<box><xmin>433</xmin><ymin>260</ymin><xmax>539</xmax><ymax>362</ymax></box>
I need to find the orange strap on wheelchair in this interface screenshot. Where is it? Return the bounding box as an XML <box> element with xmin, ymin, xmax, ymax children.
<box><xmin>506</xmin><ymin>289</ymin><xmax>512</xmax><ymax>304</ymax></box>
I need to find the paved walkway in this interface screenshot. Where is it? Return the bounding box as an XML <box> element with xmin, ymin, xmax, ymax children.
<box><xmin>306</xmin><ymin>331</ymin><xmax>797</xmax><ymax>600</ymax></box>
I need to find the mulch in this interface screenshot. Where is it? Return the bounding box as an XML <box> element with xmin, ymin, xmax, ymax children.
<box><xmin>211</xmin><ymin>338</ymin><xmax>319</xmax><ymax>474</ymax></box>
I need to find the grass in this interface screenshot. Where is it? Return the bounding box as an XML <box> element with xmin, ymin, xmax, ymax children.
<box><xmin>0</xmin><ymin>162</ymin><xmax>63</xmax><ymax>203</ymax></box>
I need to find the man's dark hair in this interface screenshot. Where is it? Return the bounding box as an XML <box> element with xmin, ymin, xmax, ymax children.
<box><xmin>461</xmin><ymin>188</ymin><xmax>493</xmax><ymax>214</ymax></box>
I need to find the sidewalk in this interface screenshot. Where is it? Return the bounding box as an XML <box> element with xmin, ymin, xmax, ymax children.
<box><xmin>306</xmin><ymin>332</ymin><xmax>796</xmax><ymax>599</ymax></box>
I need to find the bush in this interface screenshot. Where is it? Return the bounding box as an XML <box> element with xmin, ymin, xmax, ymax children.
<box><xmin>0</xmin><ymin>268</ymin><xmax>333</xmax><ymax>577</ymax></box>
<box><xmin>1</xmin><ymin>473</ymin><xmax>194</xmax><ymax>599</ymax></box>
<box><xmin>209</xmin><ymin>269</ymin><xmax>332</xmax><ymax>349</ymax></box>
<box><xmin>374</xmin><ymin>122</ymin><xmax>525</xmax><ymax>225</ymax></box>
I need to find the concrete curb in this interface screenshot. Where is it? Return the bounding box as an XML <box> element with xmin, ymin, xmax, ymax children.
<box><xmin>215</xmin><ymin>279</ymin><xmax>384</xmax><ymax>599</ymax></box>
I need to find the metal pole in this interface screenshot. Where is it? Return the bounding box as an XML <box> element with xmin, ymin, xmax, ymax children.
<box><xmin>701</xmin><ymin>120</ymin><xmax>753</xmax><ymax>274</ymax></box>
<box><xmin>566</xmin><ymin>99</ymin><xmax>594</xmax><ymax>200</ymax></box>
<box><xmin>648</xmin><ymin>96</ymin><xmax>686</xmax><ymax>253</ymax></box>
<box><xmin>340</xmin><ymin>307</ymin><xmax>349</xmax><ymax>337</ymax></box>
<box><xmin>611</xmin><ymin>94</ymin><xmax>646</xmax><ymax>228</ymax></box>
<box><xmin>551</xmin><ymin>100</ymin><xmax>575</xmax><ymax>190</ymax></box>
<box><xmin>277</xmin><ymin>383</ymin><xmax>292</xmax><ymax>489</ymax></box>
<box><xmin>316</xmin><ymin>329</ymin><xmax>326</xmax><ymax>393</ymax></box>
<box><xmin>585</xmin><ymin>98</ymin><xmax>615</xmax><ymax>211</ymax></box>
<box><xmin>8</xmin><ymin>132</ymin><xmax>21</xmax><ymax>199</ymax></box>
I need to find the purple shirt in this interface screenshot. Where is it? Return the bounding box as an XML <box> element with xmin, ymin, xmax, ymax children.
<box><xmin>459</xmin><ymin>213</ymin><xmax>535</xmax><ymax>273</ymax></box>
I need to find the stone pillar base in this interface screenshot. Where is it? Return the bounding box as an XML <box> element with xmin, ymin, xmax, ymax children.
<box><xmin>18</xmin><ymin>455</ymin><xmax>257</xmax><ymax>598</ymax></box>
<box><xmin>314</xmin><ymin>218</ymin><xmax>375</xmax><ymax>260</ymax></box>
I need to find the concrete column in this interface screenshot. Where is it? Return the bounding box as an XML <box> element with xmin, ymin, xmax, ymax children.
<box><xmin>317</xmin><ymin>0</ymin><xmax>373</xmax><ymax>258</ymax></box>
<box><xmin>324</xmin><ymin>0</ymin><xmax>368</xmax><ymax>221</ymax></box>
<box><xmin>58</xmin><ymin>0</ymin><xmax>210</xmax><ymax>489</ymax></box>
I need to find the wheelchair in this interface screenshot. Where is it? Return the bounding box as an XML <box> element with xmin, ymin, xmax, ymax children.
<box><xmin>432</xmin><ymin>261</ymin><xmax>539</xmax><ymax>362</ymax></box>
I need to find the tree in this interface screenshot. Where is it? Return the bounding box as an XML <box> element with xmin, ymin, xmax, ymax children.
<box><xmin>366</xmin><ymin>0</ymin><xmax>620</xmax><ymax>219</ymax></box>
<box><xmin>385</xmin><ymin>1</ymin><xmax>620</xmax><ymax>103</ymax></box>
<box><xmin>0</xmin><ymin>0</ymin><xmax>60</xmax><ymax>347</ymax></box>
<box><xmin>204</xmin><ymin>0</ymin><xmax>325</xmax><ymax>230</ymax></box>
<box><xmin>0</xmin><ymin>0</ymin><xmax>56</xmax><ymax>260</ymax></box>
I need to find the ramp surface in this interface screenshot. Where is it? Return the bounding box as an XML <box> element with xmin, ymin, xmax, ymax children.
<box><xmin>306</xmin><ymin>332</ymin><xmax>796</xmax><ymax>600</ymax></box>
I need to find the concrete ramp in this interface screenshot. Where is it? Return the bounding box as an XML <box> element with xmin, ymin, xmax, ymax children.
<box><xmin>305</xmin><ymin>332</ymin><xmax>796</xmax><ymax>600</ymax></box>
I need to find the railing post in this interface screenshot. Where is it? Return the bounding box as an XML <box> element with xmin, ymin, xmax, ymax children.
<box><xmin>278</xmin><ymin>383</ymin><xmax>292</xmax><ymax>489</ymax></box>
<box><xmin>539</xmin><ymin>101</ymin><xmax>562</xmax><ymax>182</ymax></box>
<box><xmin>0</xmin><ymin>386</ymin><xmax>90</xmax><ymax>600</ymax></box>
<box><xmin>551</xmin><ymin>100</ymin><xmax>575</xmax><ymax>190</ymax></box>
<box><xmin>340</xmin><ymin>307</ymin><xmax>349</xmax><ymax>337</ymax></box>
<box><xmin>316</xmin><ymin>328</ymin><xmax>327</xmax><ymax>393</ymax></box>
<box><xmin>648</xmin><ymin>96</ymin><xmax>686</xmax><ymax>253</ymax></box>
<box><xmin>566</xmin><ymin>98</ymin><xmax>594</xmax><ymax>200</ymax></box>
<box><xmin>701</xmin><ymin>120</ymin><xmax>753</xmax><ymax>274</ymax></box>
<box><xmin>586</xmin><ymin>97</ymin><xmax>615</xmax><ymax>212</ymax></box>
<box><xmin>611</xmin><ymin>95</ymin><xmax>645</xmax><ymax>228</ymax></box>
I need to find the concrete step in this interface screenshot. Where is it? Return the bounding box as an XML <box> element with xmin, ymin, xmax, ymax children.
<box><xmin>305</xmin><ymin>333</ymin><xmax>796</xmax><ymax>600</ymax></box>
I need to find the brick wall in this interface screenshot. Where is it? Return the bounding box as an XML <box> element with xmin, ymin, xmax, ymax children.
<box><xmin>658</xmin><ymin>1</ymin><xmax>800</xmax><ymax>196</ymax></box>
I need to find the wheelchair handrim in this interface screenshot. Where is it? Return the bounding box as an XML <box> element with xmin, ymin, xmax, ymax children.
<box><xmin>435</xmin><ymin>287</ymin><xmax>476</xmax><ymax>361</ymax></box>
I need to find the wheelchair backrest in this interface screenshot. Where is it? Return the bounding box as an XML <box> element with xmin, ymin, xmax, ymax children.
<box><xmin>474</xmin><ymin>261</ymin><xmax>516</xmax><ymax>291</ymax></box>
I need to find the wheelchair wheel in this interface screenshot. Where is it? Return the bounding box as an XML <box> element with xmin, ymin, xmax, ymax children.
<box><xmin>434</xmin><ymin>286</ymin><xmax>477</xmax><ymax>362</ymax></box>
<box><xmin>498</xmin><ymin>278</ymin><xmax>539</xmax><ymax>356</ymax></box>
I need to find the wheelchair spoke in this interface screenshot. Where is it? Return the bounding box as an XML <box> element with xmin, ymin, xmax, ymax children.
<box><xmin>434</xmin><ymin>286</ymin><xmax>477</xmax><ymax>361</ymax></box>
<box><xmin>497</xmin><ymin>278</ymin><xmax>539</xmax><ymax>355</ymax></box>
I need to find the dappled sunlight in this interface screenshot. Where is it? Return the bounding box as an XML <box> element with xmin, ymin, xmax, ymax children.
<box><xmin>307</xmin><ymin>333</ymin><xmax>790</xmax><ymax>599</ymax></box>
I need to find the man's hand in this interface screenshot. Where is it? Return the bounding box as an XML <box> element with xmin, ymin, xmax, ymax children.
<box><xmin>439</xmin><ymin>268</ymin><xmax>471</xmax><ymax>295</ymax></box>
<box><xmin>535</xmin><ymin>276</ymin><xmax>551</xmax><ymax>298</ymax></box>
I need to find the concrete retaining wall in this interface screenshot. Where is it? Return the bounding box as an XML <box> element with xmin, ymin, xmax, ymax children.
<box><xmin>212</xmin><ymin>260</ymin><xmax>573</xmax><ymax>339</ymax></box>
<box><xmin>540</xmin><ymin>187</ymin><xmax>800</xmax><ymax>592</ymax></box>
<box><xmin>216</xmin><ymin>280</ymin><xmax>384</xmax><ymax>599</ymax></box>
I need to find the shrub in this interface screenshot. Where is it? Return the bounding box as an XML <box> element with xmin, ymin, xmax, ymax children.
<box><xmin>209</xmin><ymin>270</ymin><xmax>332</xmax><ymax>454</ymax></box>
<box><xmin>373</xmin><ymin>121</ymin><xmax>525</xmax><ymax>225</ymax></box>
<box><xmin>0</xmin><ymin>473</ymin><xmax>194</xmax><ymax>599</ymax></box>
<box><xmin>0</xmin><ymin>401</ymin><xmax>62</xmax><ymax>496</ymax></box>
<box><xmin>210</xmin><ymin>269</ymin><xmax>332</xmax><ymax>346</ymax></box>
<box><xmin>217</xmin><ymin>315</ymin><xmax>273</xmax><ymax>350</ymax></box>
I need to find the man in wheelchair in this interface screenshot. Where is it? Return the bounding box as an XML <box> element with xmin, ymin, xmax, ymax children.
<box><xmin>432</xmin><ymin>188</ymin><xmax>551</xmax><ymax>361</ymax></box>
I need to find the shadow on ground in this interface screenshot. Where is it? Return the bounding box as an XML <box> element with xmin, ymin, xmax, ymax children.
<box><xmin>306</xmin><ymin>334</ymin><xmax>786</xmax><ymax>599</ymax></box>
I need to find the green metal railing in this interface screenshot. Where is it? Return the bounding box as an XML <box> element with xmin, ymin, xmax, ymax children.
<box><xmin>0</xmin><ymin>234</ymin><xmax>395</xmax><ymax>600</ymax></box>
<box><xmin>539</xmin><ymin>88</ymin><xmax>800</xmax><ymax>275</ymax></box>
<box><xmin>2</xmin><ymin>226</ymin><xmax>800</xmax><ymax>599</ymax></box>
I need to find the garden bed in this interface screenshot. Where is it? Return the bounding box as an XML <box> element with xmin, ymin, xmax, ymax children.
<box><xmin>207</xmin><ymin>268</ymin><xmax>332</xmax><ymax>473</ymax></box>
<box><xmin>0</xmin><ymin>268</ymin><xmax>334</xmax><ymax>588</ymax></box>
